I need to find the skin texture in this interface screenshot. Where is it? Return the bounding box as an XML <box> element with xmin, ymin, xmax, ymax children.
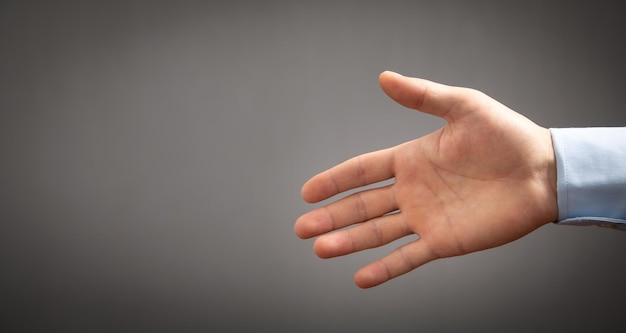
<box><xmin>294</xmin><ymin>71</ymin><xmax>558</xmax><ymax>288</ymax></box>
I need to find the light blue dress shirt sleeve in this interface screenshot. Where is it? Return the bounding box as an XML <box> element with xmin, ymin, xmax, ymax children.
<box><xmin>550</xmin><ymin>127</ymin><xmax>626</xmax><ymax>231</ymax></box>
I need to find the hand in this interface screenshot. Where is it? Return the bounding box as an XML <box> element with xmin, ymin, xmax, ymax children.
<box><xmin>294</xmin><ymin>71</ymin><xmax>558</xmax><ymax>288</ymax></box>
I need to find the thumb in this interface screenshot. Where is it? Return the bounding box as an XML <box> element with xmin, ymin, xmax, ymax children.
<box><xmin>378</xmin><ymin>71</ymin><xmax>473</xmax><ymax>122</ymax></box>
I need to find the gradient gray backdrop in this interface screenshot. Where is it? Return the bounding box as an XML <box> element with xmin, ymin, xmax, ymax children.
<box><xmin>1</xmin><ymin>1</ymin><xmax>625</xmax><ymax>332</ymax></box>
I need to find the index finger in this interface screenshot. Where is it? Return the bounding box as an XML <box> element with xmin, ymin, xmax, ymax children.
<box><xmin>301</xmin><ymin>147</ymin><xmax>396</xmax><ymax>203</ymax></box>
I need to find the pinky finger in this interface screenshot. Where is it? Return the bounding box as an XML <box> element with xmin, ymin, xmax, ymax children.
<box><xmin>353</xmin><ymin>239</ymin><xmax>437</xmax><ymax>288</ymax></box>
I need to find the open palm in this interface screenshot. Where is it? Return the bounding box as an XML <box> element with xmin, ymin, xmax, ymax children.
<box><xmin>295</xmin><ymin>71</ymin><xmax>558</xmax><ymax>288</ymax></box>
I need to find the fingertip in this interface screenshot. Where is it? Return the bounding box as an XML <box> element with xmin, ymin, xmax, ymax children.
<box><xmin>379</xmin><ymin>70</ymin><xmax>400</xmax><ymax>78</ymax></box>
<box><xmin>294</xmin><ymin>209</ymin><xmax>332</xmax><ymax>239</ymax></box>
<box><xmin>354</xmin><ymin>273</ymin><xmax>384</xmax><ymax>289</ymax></box>
<box><xmin>300</xmin><ymin>180</ymin><xmax>315</xmax><ymax>203</ymax></box>
<box><xmin>354</xmin><ymin>262</ymin><xmax>389</xmax><ymax>289</ymax></box>
<box><xmin>378</xmin><ymin>70</ymin><xmax>409</xmax><ymax>104</ymax></box>
<box><xmin>300</xmin><ymin>174</ymin><xmax>335</xmax><ymax>203</ymax></box>
<box><xmin>293</xmin><ymin>214</ymin><xmax>314</xmax><ymax>239</ymax></box>
<box><xmin>300</xmin><ymin>175</ymin><xmax>325</xmax><ymax>203</ymax></box>
<box><xmin>378</xmin><ymin>70</ymin><xmax>401</xmax><ymax>87</ymax></box>
<box><xmin>313</xmin><ymin>233</ymin><xmax>352</xmax><ymax>259</ymax></box>
<box><xmin>378</xmin><ymin>71</ymin><xmax>456</xmax><ymax>119</ymax></box>
<box><xmin>293</xmin><ymin>218</ymin><xmax>304</xmax><ymax>239</ymax></box>
<box><xmin>312</xmin><ymin>237</ymin><xmax>333</xmax><ymax>259</ymax></box>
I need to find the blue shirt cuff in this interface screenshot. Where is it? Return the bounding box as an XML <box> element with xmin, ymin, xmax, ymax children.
<box><xmin>550</xmin><ymin>127</ymin><xmax>626</xmax><ymax>229</ymax></box>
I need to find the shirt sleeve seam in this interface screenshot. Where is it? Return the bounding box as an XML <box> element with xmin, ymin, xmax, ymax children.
<box><xmin>561</xmin><ymin>133</ymin><xmax>569</xmax><ymax>220</ymax></box>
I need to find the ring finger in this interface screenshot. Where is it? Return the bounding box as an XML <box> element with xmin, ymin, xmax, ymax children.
<box><xmin>313</xmin><ymin>211</ymin><xmax>413</xmax><ymax>258</ymax></box>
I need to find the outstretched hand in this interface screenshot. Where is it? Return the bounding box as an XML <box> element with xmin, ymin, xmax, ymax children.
<box><xmin>294</xmin><ymin>71</ymin><xmax>558</xmax><ymax>288</ymax></box>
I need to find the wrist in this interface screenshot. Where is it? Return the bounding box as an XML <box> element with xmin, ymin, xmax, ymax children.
<box><xmin>544</xmin><ymin>128</ymin><xmax>558</xmax><ymax>222</ymax></box>
<box><xmin>531</xmin><ymin>127</ymin><xmax>558</xmax><ymax>225</ymax></box>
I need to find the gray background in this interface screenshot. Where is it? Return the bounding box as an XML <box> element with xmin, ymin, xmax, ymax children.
<box><xmin>1</xmin><ymin>1</ymin><xmax>625</xmax><ymax>332</ymax></box>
